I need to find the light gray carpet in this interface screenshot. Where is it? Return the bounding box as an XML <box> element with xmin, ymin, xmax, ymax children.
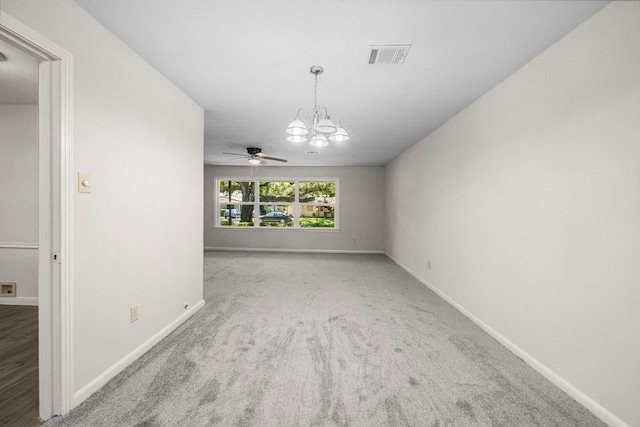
<box><xmin>45</xmin><ymin>252</ymin><xmax>605</xmax><ymax>426</ymax></box>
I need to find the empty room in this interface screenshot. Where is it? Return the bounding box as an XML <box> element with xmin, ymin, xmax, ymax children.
<box><xmin>0</xmin><ymin>0</ymin><xmax>638</xmax><ymax>426</ymax></box>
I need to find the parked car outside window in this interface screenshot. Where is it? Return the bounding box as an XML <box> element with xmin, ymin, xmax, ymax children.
<box><xmin>223</xmin><ymin>209</ymin><xmax>241</xmax><ymax>218</ymax></box>
<box><xmin>259</xmin><ymin>212</ymin><xmax>292</xmax><ymax>223</ymax></box>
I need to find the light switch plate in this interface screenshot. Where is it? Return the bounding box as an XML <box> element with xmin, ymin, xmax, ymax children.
<box><xmin>78</xmin><ymin>172</ymin><xmax>91</xmax><ymax>193</ymax></box>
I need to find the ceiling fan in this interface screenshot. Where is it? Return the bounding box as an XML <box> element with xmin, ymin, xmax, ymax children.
<box><xmin>222</xmin><ymin>147</ymin><xmax>288</xmax><ymax>165</ymax></box>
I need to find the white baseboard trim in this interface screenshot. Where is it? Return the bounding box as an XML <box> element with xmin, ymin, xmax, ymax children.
<box><xmin>73</xmin><ymin>299</ymin><xmax>205</xmax><ymax>405</ymax></box>
<box><xmin>0</xmin><ymin>296</ymin><xmax>39</xmax><ymax>306</ymax></box>
<box><xmin>385</xmin><ymin>252</ymin><xmax>628</xmax><ymax>427</ymax></box>
<box><xmin>0</xmin><ymin>242</ymin><xmax>38</xmax><ymax>249</ymax></box>
<box><xmin>204</xmin><ymin>246</ymin><xmax>384</xmax><ymax>254</ymax></box>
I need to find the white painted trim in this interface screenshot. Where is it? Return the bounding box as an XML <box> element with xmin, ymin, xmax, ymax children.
<box><xmin>0</xmin><ymin>297</ymin><xmax>39</xmax><ymax>306</ymax></box>
<box><xmin>73</xmin><ymin>299</ymin><xmax>205</xmax><ymax>405</ymax></box>
<box><xmin>205</xmin><ymin>247</ymin><xmax>384</xmax><ymax>254</ymax></box>
<box><xmin>384</xmin><ymin>252</ymin><xmax>629</xmax><ymax>427</ymax></box>
<box><xmin>38</xmin><ymin>59</ymin><xmax>56</xmax><ymax>419</ymax></box>
<box><xmin>58</xmin><ymin>38</ymin><xmax>76</xmax><ymax>420</ymax></box>
<box><xmin>1</xmin><ymin>11</ymin><xmax>75</xmax><ymax>420</ymax></box>
<box><xmin>0</xmin><ymin>242</ymin><xmax>39</xmax><ymax>249</ymax></box>
<box><xmin>213</xmin><ymin>227</ymin><xmax>340</xmax><ymax>232</ymax></box>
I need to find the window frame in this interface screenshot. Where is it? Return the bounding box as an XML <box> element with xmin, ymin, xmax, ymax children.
<box><xmin>214</xmin><ymin>177</ymin><xmax>340</xmax><ymax>230</ymax></box>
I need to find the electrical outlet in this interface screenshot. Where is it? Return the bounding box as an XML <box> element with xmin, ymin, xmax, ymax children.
<box><xmin>428</xmin><ymin>260</ymin><xmax>432</xmax><ymax>269</ymax></box>
<box><xmin>0</xmin><ymin>282</ymin><xmax>16</xmax><ymax>298</ymax></box>
<box><xmin>130</xmin><ymin>306</ymin><xmax>139</xmax><ymax>323</ymax></box>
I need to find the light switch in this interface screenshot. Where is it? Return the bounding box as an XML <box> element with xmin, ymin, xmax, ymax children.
<box><xmin>78</xmin><ymin>173</ymin><xmax>92</xmax><ymax>193</ymax></box>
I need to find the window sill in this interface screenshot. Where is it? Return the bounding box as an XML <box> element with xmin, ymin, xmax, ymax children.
<box><xmin>213</xmin><ymin>226</ymin><xmax>340</xmax><ymax>232</ymax></box>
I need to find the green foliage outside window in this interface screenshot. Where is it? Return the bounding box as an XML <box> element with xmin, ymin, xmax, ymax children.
<box><xmin>259</xmin><ymin>181</ymin><xmax>295</xmax><ymax>203</ymax></box>
<box><xmin>299</xmin><ymin>182</ymin><xmax>336</xmax><ymax>203</ymax></box>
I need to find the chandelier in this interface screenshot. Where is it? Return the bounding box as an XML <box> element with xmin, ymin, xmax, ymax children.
<box><xmin>286</xmin><ymin>65</ymin><xmax>349</xmax><ymax>147</ymax></box>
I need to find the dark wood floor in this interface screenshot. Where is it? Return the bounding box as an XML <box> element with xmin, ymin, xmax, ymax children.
<box><xmin>0</xmin><ymin>305</ymin><xmax>42</xmax><ymax>427</ymax></box>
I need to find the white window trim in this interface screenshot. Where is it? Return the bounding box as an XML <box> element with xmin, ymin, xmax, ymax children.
<box><xmin>214</xmin><ymin>177</ymin><xmax>340</xmax><ymax>230</ymax></box>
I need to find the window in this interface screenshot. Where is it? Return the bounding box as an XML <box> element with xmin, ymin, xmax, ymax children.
<box><xmin>215</xmin><ymin>178</ymin><xmax>338</xmax><ymax>229</ymax></box>
<box><xmin>298</xmin><ymin>181</ymin><xmax>336</xmax><ymax>228</ymax></box>
<box><xmin>259</xmin><ymin>181</ymin><xmax>294</xmax><ymax>227</ymax></box>
<box><xmin>218</xmin><ymin>180</ymin><xmax>255</xmax><ymax>226</ymax></box>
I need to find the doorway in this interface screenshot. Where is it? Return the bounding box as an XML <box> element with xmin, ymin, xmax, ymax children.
<box><xmin>0</xmin><ymin>32</ymin><xmax>40</xmax><ymax>426</ymax></box>
<box><xmin>1</xmin><ymin>10</ymin><xmax>74</xmax><ymax>421</ymax></box>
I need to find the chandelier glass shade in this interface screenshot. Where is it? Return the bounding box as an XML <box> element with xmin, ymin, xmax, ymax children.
<box><xmin>286</xmin><ymin>65</ymin><xmax>349</xmax><ymax>146</ymax></box>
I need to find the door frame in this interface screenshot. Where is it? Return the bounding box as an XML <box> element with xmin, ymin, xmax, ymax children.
<box><xmin>0</xmin><ymin>11</ymin><xmax>74</xmax><ymax>419</ymax></box>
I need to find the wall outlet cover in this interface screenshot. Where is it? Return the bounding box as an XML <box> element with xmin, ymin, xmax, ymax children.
<box><xmin>130</xmin><ymin>306</ymin><xmax>139</xmax><ymax>323</ymax></box>
<box><xmin>0</xmin><ymin>282</ymin><xmax>17</xmax><ymax>297</ymax></box>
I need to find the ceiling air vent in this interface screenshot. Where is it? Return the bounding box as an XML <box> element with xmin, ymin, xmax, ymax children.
<box><xmin>368</xmin><ymin>44</ymin><xmax>411</xmax><ymax>65</ymax></box>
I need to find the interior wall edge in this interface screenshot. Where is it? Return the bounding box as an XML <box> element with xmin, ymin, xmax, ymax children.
<box><xmin>72</xmin><ymin>299</ymin><xmax>205</xmax><ymax>406</ymax></box>
<box><xmin>384</xmin><ymin>252</ymin><xmax>629</xmax><ymax>427</ymax></box>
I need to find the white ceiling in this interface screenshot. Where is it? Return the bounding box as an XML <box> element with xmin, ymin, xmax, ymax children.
<box><xmin>73</xmin><ymin>0</ymin><xmax>608</xmax><ymax>167</ymax></box>
<box><xmin>0</xmin><ymin>39</ymin><xmax>38</xmax><ymax>104</ymax></box>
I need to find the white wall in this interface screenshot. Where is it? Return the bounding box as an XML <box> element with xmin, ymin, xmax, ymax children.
<box><xmin>3</xmin><ymin>0</ymin><xmax>204</xmax><ymax>408</ymax></box>
<box><xmin>0</xmin><ymin>105</ymin><xmax>38</xmax><ymax>304</ymax></box>
<box><xmin>205</xmin><ymin>166</ymin><xmax>384</xmax><ymax>252</ymax></box>
<box><xmin>385</xmin><ymin>2</ymin><xmax>640</xmax><ymax>426</ymax></box>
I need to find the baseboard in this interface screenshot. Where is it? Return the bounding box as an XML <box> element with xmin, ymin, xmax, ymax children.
<box><xmin>0</xmin><ymin>296</ymin><xmax>38</xmax><ymax>306</ymax></box>
<box><xmin>204</xmin><ymin>246</ymin><xmax>384</xmax><ymax>254</ymax></box>
<box><xmin>0</xmin><ymin>241</ymin><xmax>38</xmax><ymax>249</ymax></box>
<box><xmin>73</xmin><ymin>299</ymin><xmax>205</xmax><ymax>405</ymax></box>
<box><xmin>385</xmin><ymin>252</ymin><xmax>629</xmax><ymax>427</ymax></box>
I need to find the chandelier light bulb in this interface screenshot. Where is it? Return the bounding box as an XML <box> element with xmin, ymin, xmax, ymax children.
<box><xmin>310</xmin><ymin>134</ymin><xmax>329</xmax><ymax>147</ymax></box>
<box><xmin>287</xmin><ymin>135</ymin><xmax>307</xmax><ymax>143</ymax></box>
<box><xmin>329</xmin><ymin>127</ymin><xmax>350</xmax><ymax>142</ymax></box>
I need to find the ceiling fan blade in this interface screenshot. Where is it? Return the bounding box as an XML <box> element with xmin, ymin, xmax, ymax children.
<box><xmin>223</xmin><ymin>152</ymin><xmax>248</xmax><ymax>157</ymax></box>
<box><xmin>260</xmin><ymin>156</ymin><xmax>288</xmax><ymax>163</ymax></box>
<box><xmin>226</xmin><ymin>156</ymin><xmax>248</xmax><ymax>161</ymax></box>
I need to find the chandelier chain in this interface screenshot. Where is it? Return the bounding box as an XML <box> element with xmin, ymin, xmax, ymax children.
<box><xmin>313</xmin><ymin>71</ymin><xmax>318</xmax><ymax>112</ymax></box>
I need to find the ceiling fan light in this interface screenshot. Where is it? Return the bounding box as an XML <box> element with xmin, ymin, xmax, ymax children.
<box><xmin>287</xmin><ymin>135</ymin><xmax>307</xmax><ymax>143</ymax></box>
<box><xmin>310</xmin><ymin>134</ymin><xmax>329</xmax><ymax>147</ymax></box>
<box><xmin>316</xmin><ymin>118</ymin><xmax>337</xmax><ymax>134</ymax></box>
<box><xmin>286</xmin><ymin>119</ymin><xmax>309</xmax><ymax>136</ymax></box>
<box><xmin>248</xmin><ymin>157</ymin><xmax>262</xmax><ymax>165</ymax></box>
<box><xmin>329</xmin><ymin>127</ymin><xmax>350</xmax><ymax>142</ymax></box>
